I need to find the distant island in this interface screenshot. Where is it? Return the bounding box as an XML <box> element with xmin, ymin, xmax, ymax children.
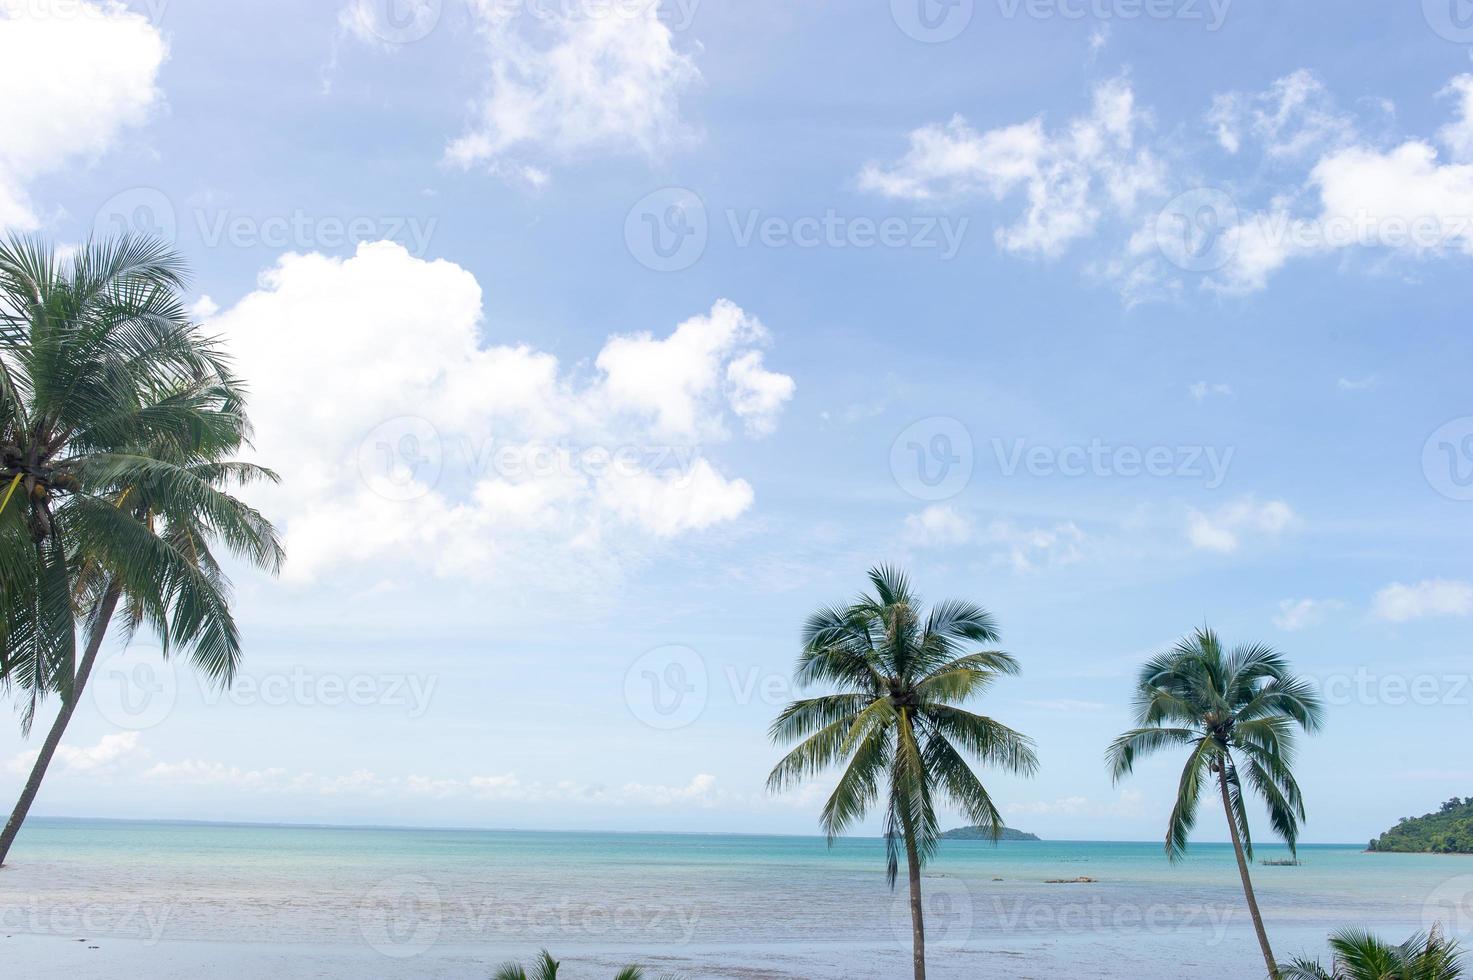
<box><xmin>941</xmin><ymin>825</ymin><xmax>1041</xmax><ymax>842</ymax></box>
<box><xmin>1367</xmin><ymin>796</ymin><xmax>1473</xmax><ymax>853</ymax></box>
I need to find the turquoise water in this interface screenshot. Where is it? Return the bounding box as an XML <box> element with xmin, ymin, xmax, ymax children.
<box><xmin>2</xmin><ymin>818</ymin><xmax>1470</xmax><ymax>978</ymax></box>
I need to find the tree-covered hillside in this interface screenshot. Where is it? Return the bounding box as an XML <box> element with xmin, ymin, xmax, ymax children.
<box><xmin>1368</xmin><ymin>797</ymin><xmax>1473</xmax><ymax>853</ymax></box>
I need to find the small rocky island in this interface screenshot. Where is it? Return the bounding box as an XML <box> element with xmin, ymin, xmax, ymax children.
<box><xmin>1368</xmin><ymin>796</ymin><xmax>1473</xmax><ymax>853</ymax></box>
<box><xmin>940</xmin><ymin>825</ymin><xmax>1041</xmax><ymax>842</ymax></box>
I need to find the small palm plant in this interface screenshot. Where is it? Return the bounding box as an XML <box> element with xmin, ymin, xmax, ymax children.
<box><xmin>1107</xmin><ymin>628</ymin><xmax>1323</xmax><ymax>980</ymax></box>
<box><xmin>491</xmin><ymin>950</ymin><xmax>674</xmax><ymax>979</ymax></box>
<box><xmin>767</xmin><ymin>565</ymin><xmax>1038</xmax><ymax>980</ymax></box>
<box><xmin>1279</xmin><ymin>926</ymin><xmax>1465</xmax><ymax>979</ymax></box>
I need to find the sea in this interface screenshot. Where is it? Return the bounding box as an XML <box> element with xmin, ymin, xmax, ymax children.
<box><xmin>1</xmin><ymin>818</ymin><xmax>1470</xmax><ymax>979</ymax></box>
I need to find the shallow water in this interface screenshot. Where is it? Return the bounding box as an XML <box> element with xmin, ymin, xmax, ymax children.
<box><xmin>2</xmin><ymin>818</ymin><xmax>1470</xmax><ymax>978</ymax></box>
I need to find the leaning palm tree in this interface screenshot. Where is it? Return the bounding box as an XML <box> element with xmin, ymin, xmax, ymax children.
<box><xmin>767</xmin><ymin>565</ymin><xmax>1038</xmax><ymax>980</ymax></box>
<box><xmin>1280</xmin><ymin>926</ymin><xmax>1465</xmax><ymax>979</ymax></box>
<box><xmin>1107</xmin><ymin>628</ymin><xmax>1324</xmax><ymax>980</ymax></box>
<box><xmin>0</xmin><ymin>234</ymin><xmax>282</xmax><ymax>865</ymax></box>
<box><xmin>0</xmin><ymin>234</ymin><xmax>232</xmax><ymax>710</ymax></box>
<box><xmin>491</xmin><ymin>950</ymin><xmax>672</xmax><ymax>979</ymax></box>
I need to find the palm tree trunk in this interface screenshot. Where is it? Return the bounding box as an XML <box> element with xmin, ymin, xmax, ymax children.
<box><xmin>902</xmin><ymin>814</ymin><xmax>926</xmax><ymax>980</ymax></box>
<box><xmin>0</xmin><ymin>581</ymin><xmax>122</xmax><ymax>867</ymax></box>
<box><xmin>1218</xmin><ymin>765</ymin><xmax>1277</xmax><ymax>979</ymax></box>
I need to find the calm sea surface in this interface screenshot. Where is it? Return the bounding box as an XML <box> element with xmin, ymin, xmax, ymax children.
<box><xmin>2</xmin><ymin>818</ymin><xmax>1470</xmax><ymax>978</ymax></box>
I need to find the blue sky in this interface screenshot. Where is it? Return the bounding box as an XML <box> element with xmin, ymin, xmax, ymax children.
<box><xmin>3</xmin><ymin>0</ymin><xmax>1473</xmax><ymax>846</ymax></box>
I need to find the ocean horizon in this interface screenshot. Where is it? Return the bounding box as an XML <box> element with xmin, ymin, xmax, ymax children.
<box><xmin>3</xmin><ymin>817</ymin><xmax>1470</xmax><ymax>979</ymax></box>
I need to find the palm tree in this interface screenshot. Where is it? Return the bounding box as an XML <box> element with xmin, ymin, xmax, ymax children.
<box><xmin>0</xmin><ymin>234</ymin><xmax>283</xmax><ymax>865</ymax></box>
<box><xmin>1107</xmin><ymin>628</ymin><xmax>1324</xmax><ymax>980</ymax></box>
<box><xmin>491</xmin><ymin>950</ymin><xmax>671</xmax><ymax>980</ymax></box>
<box><xmin>767</xmin><ymin>565</ymin><xmax>1038</xmax><ymax>980</ymax></box>
<box><xmin>1280</xmin><ymin>926</ymin><xmax>1465</xmax><ymax>979</ymax></box>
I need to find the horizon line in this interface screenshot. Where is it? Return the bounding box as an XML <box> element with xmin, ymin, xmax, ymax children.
<box><xmin>26</xmin><ymin>813</ymin><xmax>1366</xmax><ymax>848</ymax></box>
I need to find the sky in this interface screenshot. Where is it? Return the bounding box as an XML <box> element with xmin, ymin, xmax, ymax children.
<box><xmin>2</xmin><ymin>0</ymin><xmax>1472</xmax><ymax>846</ymax></box>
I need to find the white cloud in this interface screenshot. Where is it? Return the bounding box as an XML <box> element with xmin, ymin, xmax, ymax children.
<box><xmin>1187</xmin><ymin>497</ymin><xmax>1295</xmax><ymax>553</ymax></box>
<box><xmin>1189</xmin><ymin>381</ymin><xmax>1233</xmax><ymax>401</ymax></box>
<box><xmin>1211</xmin><ymin>73</ymin><xmax>1473</xmax><ymax>293</ymax></box>
<box><xmin>985</xmin><ymin>519</ymin><xmax>1086</xmax><ymax>572</ymax></box>
<box><xmin>0</xmin><ymin>0</ymin><xmax>166</xmax><ymax>229</ymax></box>
<box><xmin>903</xmin><ymin>504</ymin><xmax>974</xmax><ymax>547</ymax></box>
<box><xmin>858</xmin><ymin>77</ymin><xmax>1164</xmax><ymax>257</ymax></box>
<box><xmin>188</xmin><ymin>295</ymin><xmax>219</xmax><ymax>319</ymax></box>
<box><xmin>1336</xmin><ymin>375</ymin><xmax>1377</xmax><ymax>391</ymax></box>
<box><xmin>1206</xmin><ymin>70</ymin><xmax>1353</xmax><ymax>159</ymax></box>
<box><xmin>8</xmin><ymin>731</ymin><xmax>141</xmax><ymax>775</ymax></box>
<box><xmin>861</xmin><ymin>69</ymin><xmax>1473</xmax><ymax>300</ymax></box>
<box><xmin>1372</xmin><ymin>579</ymin><xmax>1473</xmax><ymax>623</ymax></box>
<box><xmin>209</xmin><ymin>242</ymin><xmax>792</xmax><ymax>585</ymax></box>
<box><xmin>444</xmin><ymin>0</ymin><xmax>699</xmax><ymax>182</ymax></box>
<box><xmin>1273</xmin><ymin>597</ymin><xmax>1344</xmax><ymax>631</ymax></box>
<box><xmin>1438</xmin><ymin>74</ymin><xmax>1473</xmax><ymax>164</ymax></box>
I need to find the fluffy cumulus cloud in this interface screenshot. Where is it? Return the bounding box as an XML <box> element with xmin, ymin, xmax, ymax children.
<box><xmin>208</xmin><ymin>242</ymin><xmax>792</xmax><ymax>584</ymax></box>
<box><xmin>7</xmin><ymin>731</ymin><xmax>141</xmax><ymax>775</ymax></box>
<box><xmin>860</xmin><ymin>69</ymin><xmax>1473</xmax><ymax>299</ymax></box>
<box><xmin>0</xmin><ymin>0</ymin><xmax>166</xmax><ymax>228</ymax></box>
<box><xmin>1186</xmin><ymin>497</ymin><xmax>1294</xmax><ymax>553</ymax></box>
<box><xmin>444</xmin><ymin>0</ymin><xmax>699</xmax><ymax>183</ymax></box>
<box><xmin>859</xmin><ymin>77</ymin><xmax>1164</xmax><ymax>257</ymax></box>
<box><xmin>1372</xmin><ymin>579</ymin><xmax>1473</xmax><ymax>623</ymax></box>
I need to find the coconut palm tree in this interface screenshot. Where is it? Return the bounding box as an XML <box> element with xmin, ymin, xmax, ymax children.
<box><xmin>1107</xmin><ymin>628</ymin><xmax>1324</xmax><ymax>980</ymax></box>
<box><xmin>1279</xmin><ymin>926</ymin><xmax>1465</xmax><ymax>979</ymax></box>
<box><xmin>767</xmin><ymin>565</ymin><xmax>1038</xmax><ymax>980</ymax></box>
<box><xmin>0</xmin><ymin>234</ymin><xmax>231</xmax><ymax>701</ymax></box>
<box><xmin>0</xmin><ymin>234</ymin><xmax>283</xmax><ymax>865</ymax></box>
<box><xmin>491</xmin><ymin>950</ymin><xmax>672</xmax><ymax>980</ymax></box>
